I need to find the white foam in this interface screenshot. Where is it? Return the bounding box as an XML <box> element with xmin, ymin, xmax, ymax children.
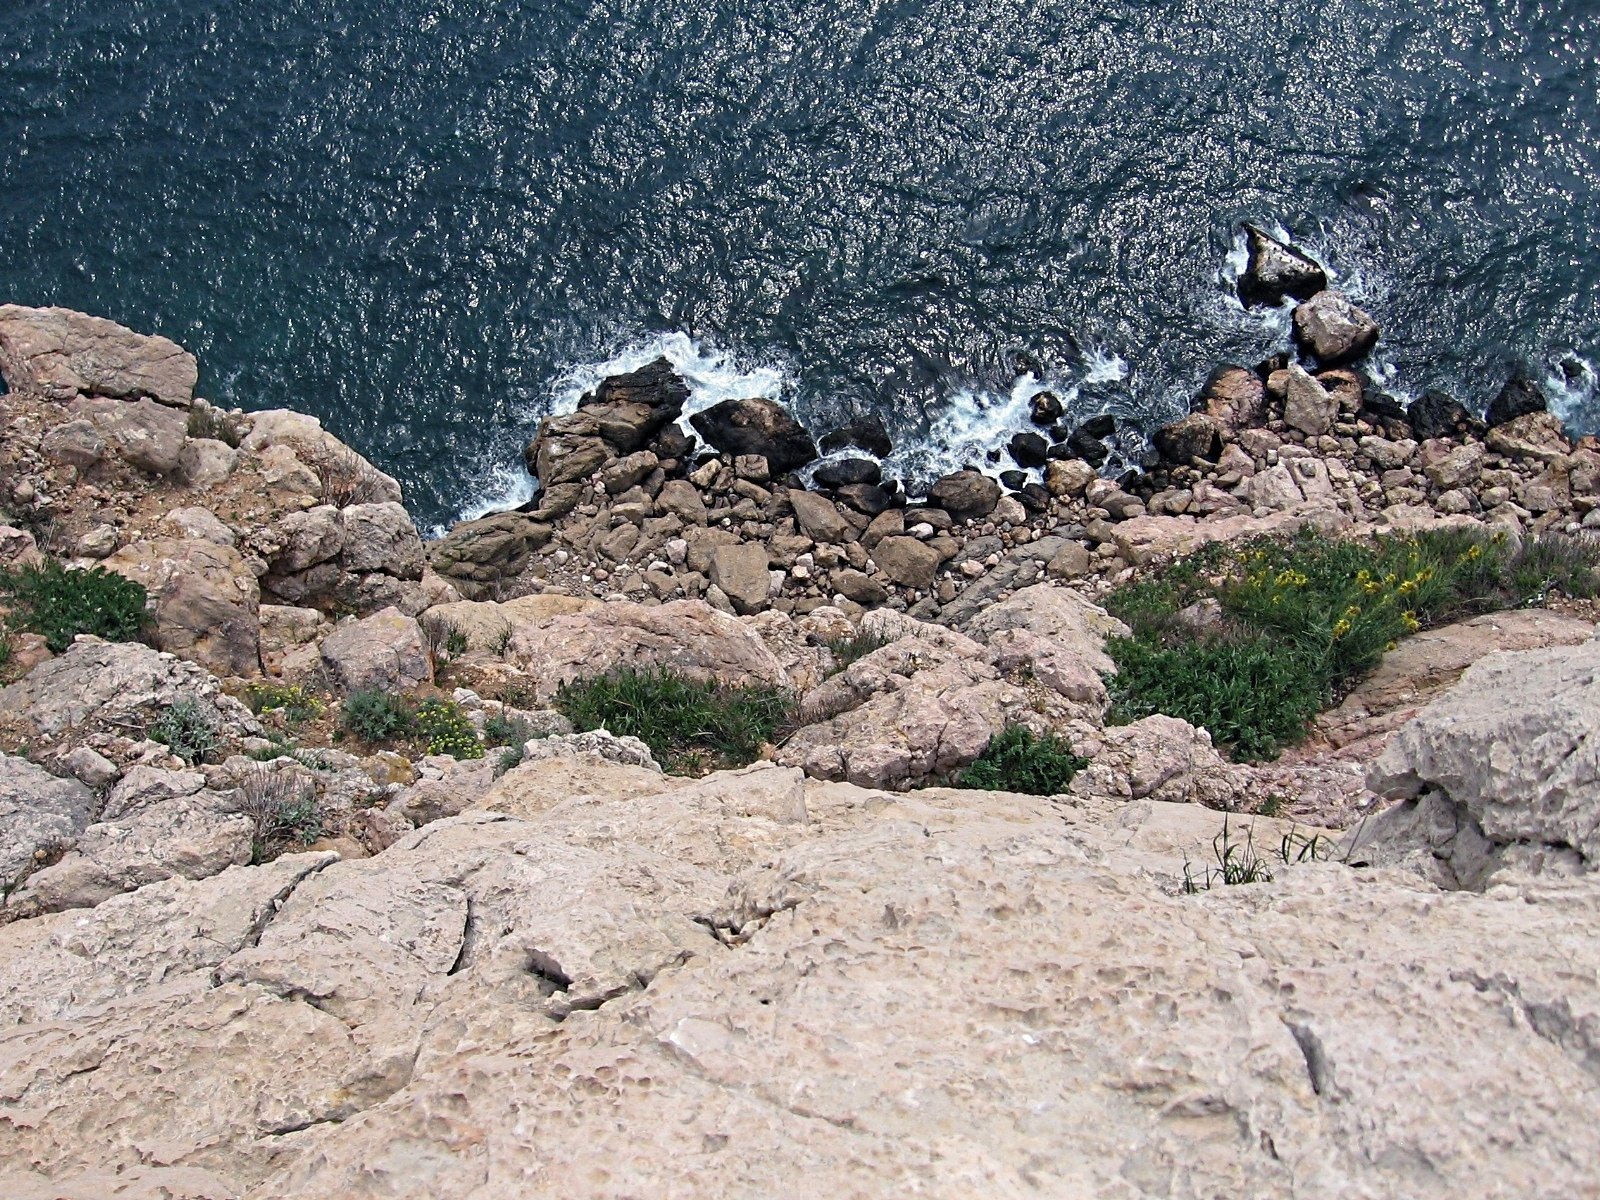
<box><xmin>1543</xmin><ymin>353</ymin><xmax>1598</xmax><ymax>419</ymax></box>
<box><xmin>1082</xmin><ymin>348</ymin><xmax>1129</xmax><ymax>385</ymax></box>
<box><xmin>884</xmin><ymin>372</ymin><xmax>1069</xmax><ymax>491</ymax></box>
<box><xmin>547</xmin><ymin>331</ymin><xmax>791</xmax><ymax>427</ymax></box>
<box><xmin>438</xmin><ymin>463</ymin><xmax>538</xmax><ymax>536</ymax></box>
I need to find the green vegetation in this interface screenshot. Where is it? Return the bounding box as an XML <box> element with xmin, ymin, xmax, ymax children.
<box><xmin>1182</xmin><ymin>818</ymin><xmax>1330</xmax><ymax>893</ymax></box>
<box><xmin>244</xmin><ymin>681</ymin><xmax>324</xmax><ymax>724</ymax></box>
<box><xmin>235</xmin><ymin>769</ymin><xmax>324</xmax><ymax>864</ymax></box>
<box><xmin>1105</xmin><ymin>527</ymin><xmax>1600</xmax><ymax>762</ymax></box>
<box><xmin>340</xmin><ymin>688</ymin><xmax>417</xmax><ymax>743</ymax></box>
<box><xmin>482</xmin><ymin>710</ymin><xmax>538</xmax><ymax>748</ymax></box>
<box><xmin>0</xmin><ymin>558</ymin><xmax>147</xmax><ymax>651</ymax></box>
<box><xmin>414</xmin><ymin>697</ymin><xmax>484</xmax><ymax>759</ymax></box>
<box><xmin>823</xmin><ymin>629</ymin><xmax>893</xmax><ymax>676</ymax></box>
<box><xmin>149</xmin><ymin>697</ymin><xmax>218</xmax><ymax>765</ymax></box>
<box><xmin>958</xmin><ymin>725</ymin><xmax>1088</xmax><ymax>794</ymax></box>
<box><xmin>554</xmin><ymin>666</ymin><xmax>794</xmax><ymax>774</ymax></box>
<box><xmin>186</xmin><ymin>405</ymin><xmax>245</xmax><ymax>448</ymax></box>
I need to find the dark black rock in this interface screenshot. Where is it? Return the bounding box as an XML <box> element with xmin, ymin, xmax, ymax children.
<box><xmin>1029</xmin><ymin>391</ymin><xmax>1064</xmax><ymax>425</ymax></box>
<box><xmin>818</xmin><ymin>416</ymin><xmax>892</xmax><ymax>459</ymax></box>
<box><xmin>985</xmin><ymin>448</ymin><xmax>1002</xmax><ymax>464</ymax></box>
<box><xmin>1407</xmin><ymin>391</ymin><xmax>1485</xmax><ymax>442</ymax></box>
<box><xmin>998</xmin><ymin>469</ymin><xmax>1028</xmax><ymax>491</ymax></box>
<box><xmin>1066</xmin><ymin>429</ymin><xmax>1109</xmax><ymax>467</ymax></box>
<box><xmin>1357</xmin><ymin>391</ymin><xmax>1411</xmax><ymax>438</ymax></box>
<box><xmin>813</xmin><ymin>457</ymin><xmax>883</xmax><ymax>488</ymax></box>
<box><xmin>1008</xmin><ymin>431</ymin><xmax>1050</xmax><ymax>469</ymax></box>
<box><xmin>652</xmin><ymin>423</ymin><xmax>696</xmax><ymax>462</ymax></box>
<box><xmin>690</xmin><ymin>397</ymin><xmax>818</xmax><ymax>473</ymax></box>
<box><xmin>879</xmin><ymin>477</ymin><xmax>902</xmax><ymax>495</ymax></box>
<box><xmin>1153</xmin><ymin>414</ymin><xmax>1222</xmax><ymax>465</ymax></box>
<box><xmin>1237</xmin><ymin>224</ymin><xmax>1328</xmax><ymax>308</ymax></box>
<box><xmin>1077</xmin><ymin>413</ymin><xmax>1117</xmax><ymax>440</ymax></box>
<box><xmin>1486</xmin><ymin>373</ymin><xmax>1547</xmax><ymax>428</ymax></box>
<box><xmin>578</xmin><ymin>358</ymin><xmax>691</xmax><ymax>453</ymax></box>
<box><xmin>1045</xmin><ymin>441</ymin><xmax>1074</xmax><ymax>461</ymax></box>
<box><xmin>1255</xmin><ymin>352</ymin><xmax>1292</xmax><ymax>380</ymax></box>
<box><xmin>834</xmin><ymin>483</ymin><xmax>893</xmax><ymax>516</ymax></box>
<box><xmin>1017</xmin><ymin>483</ymin><xmax>1052</xmax><ymax>513</ymax></box>
<box><xmin>928</xmin><ymin>470</ymin><xmax>1002</xmax><ymax>521</ymax></box>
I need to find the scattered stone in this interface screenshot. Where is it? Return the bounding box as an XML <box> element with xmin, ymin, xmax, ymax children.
<box><xmin>869</xmin><ymin>536</ymin><xmax>941</xmax><ymax>588</ymax></box>
<box><xmin>789</xmin><ymin>489</ymin><xmax>853</xmax><ymax>543</ymax></box>
<box><xmin>708</xmin><ymin>543</ymin><xmax>774</xmax><ymax>614</ymax></box>
<box><xmin>1282</xmin><ymin>364</ymin><xmax>1337</xmax><ymax>436</ymax></box>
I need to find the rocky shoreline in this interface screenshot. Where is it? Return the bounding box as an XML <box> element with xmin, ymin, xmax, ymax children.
<box><xmin>3</xmin><ymin>231</ymin><xmax>1600</xmax><ymax>1198</ymax></box>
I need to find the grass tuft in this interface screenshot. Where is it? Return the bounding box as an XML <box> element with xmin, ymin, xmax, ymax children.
<box><xmin>149</xmin><ymin>697</ymin><xmax>218</xmax><ymax>765</ymax></box>
<box><xmin>0</xmin><ymin>557</ymin><xmax>147</xmax><ymax>651</ymax></box>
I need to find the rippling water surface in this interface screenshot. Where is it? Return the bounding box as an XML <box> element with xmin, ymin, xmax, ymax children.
<box><xmin>3</xmin><ymin>0</ymin><xmax>1598</xmax><ymax>527</ymax></box>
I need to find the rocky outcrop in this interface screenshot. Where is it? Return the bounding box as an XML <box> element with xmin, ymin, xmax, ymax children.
<box><xmin>0</xmin><ymin>755</ymin><xmax>95</xmax><ymax>892</ymax></box>
<box><xmin>0</xmin><ymin>304</ymin><xmax>198</xmax><ymax>406</ymax></box>
<box><xmin>1292</xmin><ymin>289</ymin><xmax>1380</xmax><ymax>366</ymax></box>
<box><xmin>1362</xmin><ymin>637</ymin><xmax>1600</xmax><ymax>888</ymax></box>
<box><xmin>105</xmin><ymin>537</ymin><xmax>262</xmax><ymax>677</ymax></box>
<box><xmin>319</xmin><ymin>606</ymin><xmax>433</xmax><ymax>693</ymax></box>
<box><xmin>2</xmin><ymin>762</ymin><xmax>1598</xmax><ymax>1199</ymax></box>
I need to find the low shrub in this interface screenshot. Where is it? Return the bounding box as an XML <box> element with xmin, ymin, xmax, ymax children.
<box><xmin>340</xmin><ymin>688</ymin><xmax>416</xmax><ymax>743</ymax></box>
<box><xmin>554</xmin><ymin>666</ymin><xmax>794</xmax><ymax>774</ymax></box>
<box><xmin>234</xmin><ymin>769</ymin><xmax>323</xmax><ymax>864</ymax></box>
<box><xmin>958</xmin><ymin>725</ymin><xmax>1087</xmax><ymax>794</ymax></box>
<box><xmin>482</xmin><ymin>710</ymin><xmax>537</xmax><ymax>748</ymax></box>
<box><xmin>149</xmin><ymin>697</ymin><xmax>218</xmax><ymax>765</ymax></box>
<box><xmin>0</xmin><ymin>558</ymin><xmax>147</xmax><ymax>651</ymax></box>
<box><xmin>1105</xmin><ymin>528</ymin><xmax>1600</xmax><ymax>761</ymax></box>
<box><xmin>186</xmin><ymin>405</ymin><xmax>245</xmax><ymax>448</ymax></box>
<box><xmin>414</xmin><ymin>697</ymin><xmax>484</xmax><ymax>759</ymax></box>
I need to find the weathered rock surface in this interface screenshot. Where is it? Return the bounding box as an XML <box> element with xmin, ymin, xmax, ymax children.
<box><xmin>426</xmin><ymin>512</ymin><xmax>552</xmax><ymax>595</ymax></box>
<box><xmin>70</xmin><ymin>395</ymin><xmax>189</xmax><ymax>474</ymax></box>
<box><xmin>0</xmin><ymin>755</ymin><xmax>96</xmax><ymax>892</ymax></box>
<box><xmin>928</xmin><ymin>468</ymin><xmax>1001</xmax><ymax>521</ymax></box>
<box><xmin>0</xmin><ymin>304</ymin><xmax>198</xmax><ymax>406</ymax></box>
<box><xmin>319</xmin><ymin>606</ymin><xmax>433</xmax><ymax>693</ymax></box>
<box><xmin>3</xmin><ymin>764</ymin><xmax>1598</xmax><ymax>1199</ymax></box>
<box><xmin>1364</xmin><ymin>636</ymin><xmax>1600</xmax><ymax>887</ymax></box>
<box><xmin>504</xmin><ymin>599</ymin><xmax>789</xmax><ymax>701</ymax></box>
<box><xmin>106</xmin><ymin>537</ymin><xmax>261</xmax><ymax>677</ymax></box>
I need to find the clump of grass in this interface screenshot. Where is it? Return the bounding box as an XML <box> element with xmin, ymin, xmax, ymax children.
<box><xmin>340</xmin><ymin>688</ymin><xmax>416</xmax><ymax>743</ymax></box>
<box><xmin>312</xmin><ymin>444</ymin><xmax>385</xmax><ymax>509</ymax></box>
<box><xmin>0</xmin><ymin>557</ymin><xmax>147</xmax><ymax>651</ymax></box>
<box><xmin>823</xmin><ymin>629</ymin><xmax>894</xmax><ymax>676</ymax></box>
<box><xmin>1105</xmin><ymin>528</ymin><xmax>1600</xmax><ymax>762</ymax></box>
<box><xmin>149</xmin><ymin>697</ymin><xmax>218</xmax><ymax>765</ymax></box>
<box><xmin>482</xmin><ymin>710</ymin><xmax>537</xmax><ymax>748</ymax></box>
<box><xmin>414</xmin><ymin>697</ymin><xmax>484</xmax><ymax>759</ymax></box>
<box><xmin>244</xmin><ymin>681</ymin><xmax>324</xmax><ymax>724</ymax></box>
<box><xmin>233</xmin><ymin>769</ymin><xmax>324</xmax><ymax>863</ymax></box>
<box><xmin>554</xmin><ymin>666</ymin><xmax>794</xmax><ymax>774</ymax></box>
<box><xmin>957</xmin><ymin>725</ymin><xmax>1087</xmax><ymax>795</ymax></box>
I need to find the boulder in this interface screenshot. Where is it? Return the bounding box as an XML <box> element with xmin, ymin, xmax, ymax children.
<box><xmin>1407</xmin><ymin>390</ymin><xmax>1484</xmax><ymax>442</ymax></box>
<box><xmin>1152</xmin><ymin>413</ymin><xmax>1221</xmax><ymax>464</ymax></box>
<box><xmin>1029</xmin><ymin>390</ymin><xmax>1064</xmax><ymax>425</ymax></box>
<box><xmin>0</xmin><ymin>304</ymin><xmax>198</xmax><ymax>406</ymax></box>
<box><xmin>927</xmin><ymin>469</ymin><xmax>1001</xmax><ymax>521</ymax></box>
<box><xmin>39</xmin><ymin>418</ymin><xmax>107</xmax><ymax>469</ymax></box>
<box><xmin>835</xmin><ymin>483</ymin><xmax>893</xmax><ymax>516</ymax></box>
<box><xmin>601</xmin><ymin>449</ymin><xmax>660</xmax><ymax>494</ymax></box>
<box><xmin>427</xmin><ymin>513</ymin><xmax>552</xmax><ymax>593</ymax></box>
<box><xmin>963</xmin><ymin>583</ymin><xmax>1128</xmax><ymax>680</ymax></box>
<box><xmin>177</xmin><ymin>436</ymin><xmax>239</xmax><ymax>486</ymax></box>
<box><xmin>708</xmin><ymin>543</ymin><xmax>773</xmax><ymax>614</ymax></box>
<box><xmin>869</xmin><ymin>535</ymin><xmax>941</xmax><ymax>589</ymax></box>
<box><xmin>1292</xmin><ymin>290</ymin><xmax>1379</xmax><ymax>366</ymax></box>
<box><xmin>319</xmin><ymin>606</ymin><xmax>433</xmax><ymax>693</ymax></box>
<box><xmin>239</xmin><ymin>411</ymin><xmax>404</xmax><ymax>505</ymax></box>
<box><xmin>690</xmin><ymin>397</ymin><xmax>818</xmax><ymax>473</ymax></box>
<box><xmin>812</xmin><ymin>458</ymin><xmax>882</xmax><ymax>488</ymax></box>
<box><xmin>340</xmin><ymin>502</ymin><xmax>425</xmax><ymax>578</ymax></box>
<box><xmin>1282</xmin><ymin>364</ymin><xmax>1337</xmax><ymax>436</ymax></box>
<box><xmin>1485</xmin><ymin>412</ymin><xmax>1571</xmax><ymax>463</ymax></box>
<box><xmin>1045</xmin><ymin>458</ymin><xmax>1097</xmax><ymax>499</ymax></box>
<box><xmin>270</xmin><ymin>505</ymin><xmax>345</xmax><ymax>573</ymax></box>
<box><xmin>1237</xmin><ymin>224</ymin><xmax>1328</xmax><ymax>307</ymax></box>
<box><xmin>818</xmin><ymin>415</ymin><xmax>892</xmax><ymax>458</ymax></box>
<box><xmin>1007</xmin><ymin>430</ymin><xmax>1049</xmax><ymax>468</ymax></box>
<box><xmin>1197</xmin><ymin>364</ymin><xmax>1266</xmax><ymax>432</ymax></box>
<box><xmin>788</xmin><ymin>489</ymin><xmax>852</xmax><ymax>543</ymax></box>
<box><xmin>656</xmin><ymin>479</ymin><xmax>709</xmax><ymax>523</ymax></box>
<box><xmin>69</xmin><ymin>395</ymin><xmax>189</xmax><ymax>475</ymax></box>
<box><xmin>1419</xmin><ymin>442</ymin><xmax>1487</xmax><ymax>491</ymax></box>
<box><xmin>525</xmin><ymin>411</ymin><xmax>611</xmax><ymax>486</ymax></box>
<box><xmin>104</xmin><ymin>538</ymin><xmax>261</xmax><ymax>678</ymax></box>
<box><xmin>1071</xmin><ymin>715</ymin><xmax>1244</xmax><ymax>809</ymax></box>
<box><xmin>577</xmin><ymin>359</ymin><xmax>689</xmax><ymax>452</ymax></box>
<box><xmin>1485</xmin><ymin>373</ymin><xmax>1548</xmax><ymax>428</ymax></box>
<box><xmin>0</xmin><ymin>755</ymin><xmax>96</xmax><ymax>892</ymax></box>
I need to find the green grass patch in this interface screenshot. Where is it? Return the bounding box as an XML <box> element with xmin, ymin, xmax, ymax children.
<box><xmin>823</xmin><ymin>629</ymin><xmax>894</xmax><ymax>676</ymax></box>
<box><xmin>149</xmin><ymin>697</ymin><xmax>219</xmax><ymax>765</ymax></box>
<box><xmin>340</xmin><ymin>688</ymin><xmax>417</xmax><ymax>743</ymax></box>
<box><xmin>0</xmin><ymin>558</ymin><xmax>147</xmax><ymax>651</ymax></box>
<box><xmin>1105</xmin><ymin>527</ymin><xmax>1600</xmax><ymax>762</ymax></box>
<box><xmin>554</xmin><ymin>666</ymin><xmax>794</xmax><ymax>774</ymax></box>
<box><xmin>958</xmin><ymin>725</ymin><xmax>1088</xmax><ymax>795</ymax></box>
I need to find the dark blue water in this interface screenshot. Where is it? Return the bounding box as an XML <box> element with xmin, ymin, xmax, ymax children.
<box><xmin>4</xmin><ymin>0</ymin><xmax>1598</xmax><ymax>529</ymax></box>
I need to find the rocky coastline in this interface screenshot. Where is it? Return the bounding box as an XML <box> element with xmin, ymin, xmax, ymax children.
<box><xmin>3</xmin><ymin>228</ymin><xmax>1600</xmax><ymax>1199</ymax></box>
